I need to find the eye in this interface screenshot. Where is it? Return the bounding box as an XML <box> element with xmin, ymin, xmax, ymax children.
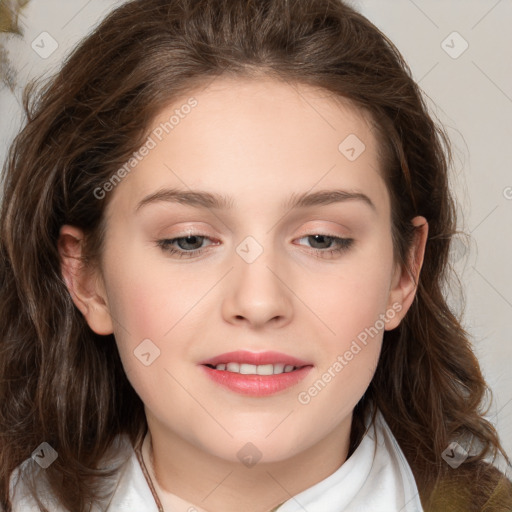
<box><xmin>157</xmin><ymin>234</ymin><xmax>216</xmax><ymax>258</ymax></box>
<box><xmin>156</xmin><ymin>233</ymin><xmax>354</xmax><ymax>260</ymax></box>
<box><xmin>295</xmin><ymin>234</ymin><xmax>354</xmax><ymax>258</ymax></box>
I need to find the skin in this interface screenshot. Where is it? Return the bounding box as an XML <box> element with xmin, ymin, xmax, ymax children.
<box><xmin>59</xmin><ymin>76</ymin><xmax>428</xmax><ymax>512</ymax></box>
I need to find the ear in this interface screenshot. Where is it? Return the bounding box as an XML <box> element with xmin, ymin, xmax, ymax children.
<box><xmin>57</xmin><ymin>225</ymin><xmax>114</xmax><ymax>335</ymax></box>
<box><xmin>385</xmin><ymin>216</ymin><xmax>428</xmax><ymax>330</ymax></box>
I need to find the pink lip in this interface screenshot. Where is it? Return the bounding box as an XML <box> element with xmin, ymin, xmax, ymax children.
<box><xmin>198</xmin><ymin>350</ymin><xmax>311</xmax><ymax>367</ymax></box>
<box><xmin>198</xmin><ymin>350</ymin><xmax>313</xmax><ymax>397</ymax></box>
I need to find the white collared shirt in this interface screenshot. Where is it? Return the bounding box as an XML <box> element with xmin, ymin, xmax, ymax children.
<box><xmin>10</xmin><ymin>409</ymin><xmax>424</xmax><ymax>511</ymax></box>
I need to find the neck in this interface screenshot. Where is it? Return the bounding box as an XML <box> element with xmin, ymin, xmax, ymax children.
<box><xmin>142</xmin><ymin>413</ymin><xmax>353</xmax><ymax>512</ymax></box>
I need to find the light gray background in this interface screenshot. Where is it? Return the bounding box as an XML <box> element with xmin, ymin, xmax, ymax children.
<box><xmin>1</xmin><ymin>0</ymin><xmax>511</xmax><ymax>464</ymax></box>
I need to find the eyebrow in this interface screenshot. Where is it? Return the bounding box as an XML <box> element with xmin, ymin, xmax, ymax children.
<box><xmin>135</xmin><ymin>188</ymin><xmax>376</xmax><ymax>213</ymax></box>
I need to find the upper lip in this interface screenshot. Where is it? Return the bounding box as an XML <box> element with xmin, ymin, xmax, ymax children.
<box><xmin>199</xmin><ymin>350</ymin><xmax>312</xmax><ymax>367</ymax></box>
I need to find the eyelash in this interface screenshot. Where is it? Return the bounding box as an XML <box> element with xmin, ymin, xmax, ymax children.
<box><xmin>156</xmin><ymin>233</ymin><xmax>354</xmax><ymax>259</ymax></box>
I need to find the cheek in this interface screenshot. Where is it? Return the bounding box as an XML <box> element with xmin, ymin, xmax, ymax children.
<box><xmin>295</xmin><ymin>271</ymin><xmax>389</xmax><ymax>423</ymax></box>
<box><xmin>299</xmin><ymin>241</ymin><xmax>395</xmax><ymax>400</ymax></box>
<box><xmin>99</xmin><ymin>242</ymin><xmax>217</xmax><ymax>400</ymax></box>
<box><xmin>309</xmin><ymin>248</ymin><xmax>395</xmax><ymax>339</ymax></box>
<box><xmin>102</xmin><ymin>240</ymin><xmax>206</xmax><ymax>338</ymax></box>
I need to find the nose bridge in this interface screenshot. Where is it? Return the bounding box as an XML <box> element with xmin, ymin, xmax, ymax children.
<box><xmin>221</xmin><ymin>233</ymin><xmax>293</xmax><ymax>327</ymax></box>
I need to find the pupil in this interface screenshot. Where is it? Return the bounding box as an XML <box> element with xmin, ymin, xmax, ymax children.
<box><xmin>179</xmin><ymin>236</ymin><xmax>203</xmax><ymax>250</ymax></box>
<box><xmin>311</xmin><ymin>235</ymin><xmax>331</xmax><ymax>249</ymax></box>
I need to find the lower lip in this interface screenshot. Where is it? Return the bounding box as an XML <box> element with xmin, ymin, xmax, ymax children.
<box><xmin>200</xmin><ymin>365</ymin><xmax>313</xmax><ymax>397</ymax></box>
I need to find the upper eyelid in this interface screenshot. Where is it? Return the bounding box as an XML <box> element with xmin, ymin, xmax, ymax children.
<box><xmin>162</xmin><ymin>231</ymin><xmax>349</xmax><ymax>239</ymax></box>
<box><xmin>161</xmin><ymin>222</ymin><xmax>352</xmax><ymax>239</ymax></box>
<box><xmin>161</xmin><ymin>233</ymin><xmax>352</xmax><ymax>247</ymax></box>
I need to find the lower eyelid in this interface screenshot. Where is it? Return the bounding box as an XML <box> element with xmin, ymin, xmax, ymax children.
<box><xmin>162</xmin><ymin>234</ymin><xmax>348</xmax><ymax>245</ymax></box>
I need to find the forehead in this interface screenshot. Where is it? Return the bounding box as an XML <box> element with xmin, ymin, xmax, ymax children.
<box><xmin>108</xmin><ymin>76</ymin><xmax>390</xmax><ymax>217</ymax></box>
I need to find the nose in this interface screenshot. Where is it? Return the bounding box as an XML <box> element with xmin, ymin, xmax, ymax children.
<box><xmin>221</xmin><ymin>244</ymin><xmax>294</xmax><ymax>329</ymax></box>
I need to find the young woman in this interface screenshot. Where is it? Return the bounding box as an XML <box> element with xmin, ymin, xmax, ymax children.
<box><xmin>1</xmin><ymin>0</ymin><xmax>511</xmax><ymax>510</ymax></box>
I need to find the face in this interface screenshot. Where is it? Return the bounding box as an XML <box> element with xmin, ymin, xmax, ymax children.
<box><xmin>62</xmin><ymin>76</ymin><xmax>423</xmax><ymax>465</ymax></box>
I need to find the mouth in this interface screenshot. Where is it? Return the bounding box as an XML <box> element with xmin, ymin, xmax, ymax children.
<box><xmin>198</xmin><ymin>350</ymin><xmax>313</xmax><ymax>396</ymax></box>
<box><xmin>204</xmin><ymin>362</ymin><xmax>303</xmax><ymax>375</ymax></box>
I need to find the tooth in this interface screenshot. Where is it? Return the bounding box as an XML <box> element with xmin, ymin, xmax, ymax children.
<box><xmin>226</xmin><ymin>362</ymin><xmax>240</xmax><ymax>372</ymax></box>
<box><xmin>214</xmin><ymin>362</ymin><xmax>299</xmax><ymax>375</ymax></box>
<box><xmin>257</xmin><ymin>364</ymin><xmax>274</xmax><ymax>375</ymax></box>
<box><xmin>273</xmin><ymin>363</ymin><xmax>285</xmax><ymax>374</ymax></box>
<box><xmin>239</xmin><ymin>363</ymin><xmax>257</xmax><ymax>374</ymax></box>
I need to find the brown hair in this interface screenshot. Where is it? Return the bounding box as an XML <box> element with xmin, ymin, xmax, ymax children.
<box><xmin>1</xmin><ymin>0</ymin><xmax>511</xmax><ymax>510</ymax></box>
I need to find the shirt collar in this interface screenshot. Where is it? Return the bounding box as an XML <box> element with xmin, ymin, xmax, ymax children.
<box><xmin>122</xmin><ymin>408</ymin><xmax>424</xmax><ymax>512</ymax></box>
<box><xmin>9</xmin><ymin>408</ymin><xmax>423</xmax><ymax>511</ymax></box>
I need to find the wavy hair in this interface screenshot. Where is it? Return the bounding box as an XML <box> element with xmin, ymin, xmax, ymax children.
<box><xmin>1</xmin><ymin>0</ymin><xmax>511</xmax><ymax>510</ymax></box>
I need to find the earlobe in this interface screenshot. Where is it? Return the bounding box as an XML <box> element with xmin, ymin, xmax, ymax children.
<box><xmin>385</xmin><ymin>216</ymin><xmax>428</xmax><ymax>330</ymax></box>
<box><xmin>58</xmin><ymin>225</ymin><xmax>114</xmax><ymax>335</ymax></box>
